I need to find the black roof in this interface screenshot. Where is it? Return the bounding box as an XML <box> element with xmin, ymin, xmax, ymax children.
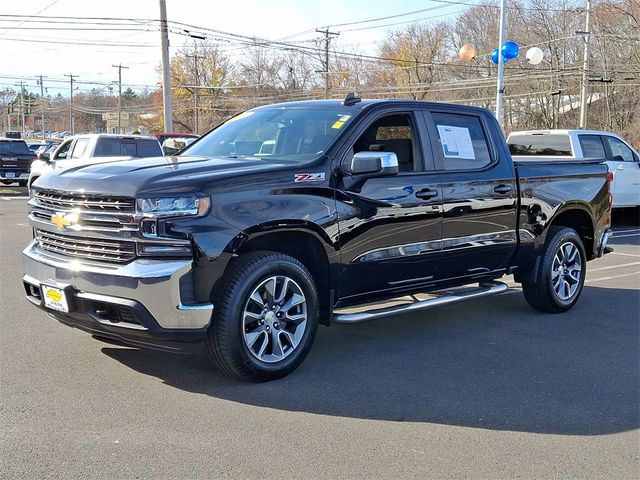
<box><xmin>250</xmin><ymin>98</ymin><xmax>490</xmax><ymax>115</ymax></box>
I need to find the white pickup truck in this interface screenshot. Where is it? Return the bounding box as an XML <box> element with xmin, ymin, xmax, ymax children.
<box><xmin>507</xmin><ymin>129</ymin><xmax>640</xmax><ymax>208</ymax></box>
<box><xmin>29</xmin><ymin>133</ymin><xmax>163</xmax><ymax>190</ymax></box>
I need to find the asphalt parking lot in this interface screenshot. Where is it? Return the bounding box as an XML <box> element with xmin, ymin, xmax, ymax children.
<box><xmin>1</xmin><ymin>185</ymin><xmax>638</xmax><ymax>479</ymax></box>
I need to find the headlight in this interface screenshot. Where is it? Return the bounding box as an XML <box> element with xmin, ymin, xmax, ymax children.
<box><xmin>136</xmin><ymin>195</ymin><xmax>210</xmax><ymax>217</ymax></box>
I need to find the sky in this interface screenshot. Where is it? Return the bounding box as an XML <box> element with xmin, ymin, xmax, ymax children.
<box><xmin>0</xmin><ymin>0</ymin><xmax>472</xmax><ymax>97</ymax></box>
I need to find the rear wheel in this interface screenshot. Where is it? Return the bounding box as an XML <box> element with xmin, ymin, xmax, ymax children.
<box><xmin>205</xmin><ymin>251</ymin><xmax>319</xmax><ymax>382</ymax></box>
<box><xmin>521</xmin><ymin>227</ymin><xmax>587</xmax><ymax>313</ymax></box>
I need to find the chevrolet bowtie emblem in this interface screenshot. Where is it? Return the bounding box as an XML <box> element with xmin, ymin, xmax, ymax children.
<box><xmin>51</xmin><ymin>212</ymin><xmax>79</xmax><ymax>229</ymax></box>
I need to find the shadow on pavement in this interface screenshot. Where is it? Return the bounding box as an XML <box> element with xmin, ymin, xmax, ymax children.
<box><xmin>612</xmin><ymin>208</ymin><xmax>639</xmax><ymax>228</ymax></box>
<box><xmin>102</xmin><ymin>285</ymin><xmax>640</xmax><ymax>435</ymax></box>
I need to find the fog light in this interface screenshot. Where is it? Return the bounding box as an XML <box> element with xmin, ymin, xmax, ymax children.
<box><xmin>137</xmin><ymin>243</ymin><xmax>192</xmax><ymax>256</ymax></box>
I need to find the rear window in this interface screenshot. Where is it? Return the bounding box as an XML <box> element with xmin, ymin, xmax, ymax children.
<box><xmin>0</xmin><ymin>140</ymin><xmax>31</xmax><ymax>156</ymax></box>
<box><xmin>94</xmin><ymin>138</ymin><xmax>162</xmax><ymax>158</ymax></box>
<box><xmin>508</xmin><ymin>134</ymin><xmax>572</xmax><ymax>156</ymax></box>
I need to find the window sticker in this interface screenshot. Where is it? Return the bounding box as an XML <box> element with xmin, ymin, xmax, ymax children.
<box><xmin>331</xmin><ymin>121</ymin><xmax>345</xmax><ymax>129</ymax></box>
<box><xmin>437</xmin><ymin>125</ymin><xmax>476</xmax><ymax>160</ymax></box>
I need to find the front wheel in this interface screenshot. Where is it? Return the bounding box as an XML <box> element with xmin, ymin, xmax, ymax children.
<box><xmin>521</xmin><ymin>227</ymin><xmax>587</xmax><ymax>313</ymax></box>
<box><xmin>205</xmin><ymin>251</ymin><xmax>319</xmax><ymax>382</ymax></box>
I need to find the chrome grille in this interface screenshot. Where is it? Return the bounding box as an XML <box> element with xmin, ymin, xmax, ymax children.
<box><xmin>34</xmin><ymin>190</ymin><xmax>135</xmax><ymax>212</ymax></box>
<box><xmin>35</xmin><ymin>229</ymin><xmax>136</xmax><ymax>264</ymax></box>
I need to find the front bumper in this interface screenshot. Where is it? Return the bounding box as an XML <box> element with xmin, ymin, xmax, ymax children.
<box><xmin>22</xmin><ymin>241</ymin><xmax>213</xmax><ymax>353</ymax></box>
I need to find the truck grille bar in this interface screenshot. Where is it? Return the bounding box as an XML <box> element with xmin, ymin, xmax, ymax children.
<box><xmin>35</xmin><ymin>229</ymin><xmax>136</xmax><ymax>264</ymax></box>
<box><xmin>34</xmin><ymin>190</ymin><xmax>135</xmax><ymax>212</ymax></box>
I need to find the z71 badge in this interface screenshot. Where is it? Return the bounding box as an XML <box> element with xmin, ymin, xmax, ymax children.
<box><xmin>294</xmin><ymin>172</ymin><xmax>325</xmax><ymax>183</ymax></box>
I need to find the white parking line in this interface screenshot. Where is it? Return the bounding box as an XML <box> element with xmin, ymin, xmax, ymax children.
<box><xmin>589</xmin><ymin>261</ymin><xmax>640</xmax><ymax>273</ymax></box>
<box><xmin>586</xmin><ymin>271</ymin><xmax>640</xmax><ymax>283</ymax></box>
<box><xmin>610</xmin><ymin>252</ymin><xmax>640</xmax><ymax>258</ymax></box>
<box><xmin>611</xmin><ymin>232</ymin><xmax>640</xmax><ymax>238</ymax></box>
<box><xmin>0</xmin><ymin>196</ymin><xmax>29</xmax><ymax>200</ymax></box>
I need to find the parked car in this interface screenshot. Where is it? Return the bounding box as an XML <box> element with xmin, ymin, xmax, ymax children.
<box><xmin>27</xmin><ymin>141</ymin><xmax>52</xmax><ymax>154</ymax></box>
<box><xmin>155</xmin><ymin>132</ymin><xmax>199</xmax><ymax>147</ymax></box>
<box><xmin>23</xmin><ymin>96</ymin><xmax>612</xmax><ymax>381</ymax></box>
<box><xmin>0</xmin><ymin>138</ymin><xmax>36</xmax><ymax>186</ymax></box>
<box><xmin>508</xmin><ymin>129</ymin><xmax>640</xmax><ymax>208</ymax></box>
<box><xmin>29</xmin><ymin>133</ymin><xmax>163</xmax><ymax>189</ymax></box>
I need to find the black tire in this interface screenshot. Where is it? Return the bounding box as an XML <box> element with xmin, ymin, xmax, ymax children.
<box><xmin>521</xmin><ymin>227</ymin><xmax>587</xmax><ymax>313</ymax></box>
<box><xmin>205</xmin><ymin>251</ymin><xmax>319</xmax><ymax>382</ymax></box>
<box><xmin>18</xmin><ymin>180</ymin><xmax>27</xmax><ymax>187</ymax></box>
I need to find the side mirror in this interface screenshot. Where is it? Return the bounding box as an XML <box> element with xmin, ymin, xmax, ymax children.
<box><xmin>349</xmin><ymin>151</ymin><xmax>399</xmax><ymax>177</ymax></box>
<box><xmin>39</xmin><ymin>151</ymin><xmax>50</xmax><ymax>161</ymax></box>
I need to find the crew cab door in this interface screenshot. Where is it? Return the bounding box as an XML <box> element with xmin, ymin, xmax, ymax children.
<box><xmin>422</xmin><ymin>107</ymin><xmax>518</xmax><ymax>279</ymax></box>
<box><xmin>334</xmin><ymin>109</ymin><xmax>443</xmax><ymax>304</ymax></box>
<box><xmin>602</xmin><ymin>135</ymin><xmax>640</xmax><ymax>207</ymax></box>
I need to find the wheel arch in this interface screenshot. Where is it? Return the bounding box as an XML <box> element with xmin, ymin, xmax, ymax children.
<box><xmin>546</xmin><ymin>205</ymin><xmax>595</xmax><ymax>260</ymax></box>
<box><xmin>226</xmin><ymin>225</ymin><xmax>336</xmax><ymax>325</ymax></box>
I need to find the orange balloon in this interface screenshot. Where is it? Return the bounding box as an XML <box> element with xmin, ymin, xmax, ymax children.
<box><xmin>458</xmin><ymin>44</ymin><xmax>476</xmax><ymax>61</ymax></box>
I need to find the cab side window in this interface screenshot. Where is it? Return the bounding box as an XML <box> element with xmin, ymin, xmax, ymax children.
<box><xmin>352</xmin><ymin>114</ymin><xmax>422</xmax><ymax>172</ymax></box>
<box><xmin>578</xmin><ymin>135</ymin><xmax>606</xmax><ymax>158</ymax></box>
<box><xmin>430</xmin><ymin>112</ymin><xmax>491</xmax><ymax>170</ymax></box>
<box><xmin>54</xmin><ymin>140</ymin><xmax>73</xmax><ymax>160</ymax></box>
<box><xmin>604</xmin><ymin>136</ymin><xmax>635</xmax><ymax>162</ymax></box>
<box><xmin>70</xmin><ymin>138</ymin><xmax>90</xmax><ymax>159</ymax></box>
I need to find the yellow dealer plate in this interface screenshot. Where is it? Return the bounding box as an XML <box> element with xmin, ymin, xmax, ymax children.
<box><xmin>41</xmin><ymin>285</ymin><xmax>69</xmax><ymax>313</ymax></box>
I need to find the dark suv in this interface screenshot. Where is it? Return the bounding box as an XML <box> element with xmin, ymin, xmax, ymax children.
<box><xmin>0</xmin><ymin>138</ymin><xmax>35</xmax><ymax>186</ymax></box>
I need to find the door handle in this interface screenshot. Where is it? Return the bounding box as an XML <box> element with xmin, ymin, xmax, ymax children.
<box><xmin>415</xmin><ymin>188</ymin><xmax>439</xmax><ymax>199</ymax></box>
<box><xmin>494</xmin><ymin>184</ymin><xmax>513</xmax><ymax>194</ymax></box>
<box><xmin>617</xmin><ymin>164</ymin><xmax>624</xmax><ymax>170</ymax></box>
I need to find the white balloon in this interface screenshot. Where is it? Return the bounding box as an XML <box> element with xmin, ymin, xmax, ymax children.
<box><xmin>526</xmin><ymin>47</ymin><xmax>544</xmax><ymax>65</ymax></box>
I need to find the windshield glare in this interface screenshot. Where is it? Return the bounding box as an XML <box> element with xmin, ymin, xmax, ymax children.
<box><xmin>182</xmin><ymin>107</ymin><xmax>355</xmax><ymax>162</ymax></box>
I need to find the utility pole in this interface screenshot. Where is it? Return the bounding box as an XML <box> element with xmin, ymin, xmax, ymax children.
<box><xmin>64</xmin><ymin>73</ymin><xmax>78</xmax><ymax>134</ymax></box>
<box><xmin>579</xmin><ymin>0</ymin><xmax>592</xmax><ymax>129</ymax></box>
<box><xmin>495</xmin><ymin>0</ymin><xmax>507</xmax><ymax>128</ymax></box>
<box><xmin>112</xmin><ymin>64</ymin><xmax>129</xmax><ymax>134</ymax></box>
<box><xmin>186</xmin><ymin>53</ymin><xmax>203</xmax><ymax>134</ymax></box>
<box><xmin>37</xmin><ymin>75</ymin><xmax>46</xmax><ymax>140</ymax></box>
<box><xmin>315</xmin><ymin>28</ymin><xmax>339</xmax><ymax>99</ymax></box>
<box><xmin>159</xmin><ymin>0</ymin><xmax>173</xmax><ymax>133</ymax></box>
<box><xmin>14</xmin><ymin>81</ymin><xmax>26</xmax><ymax>135</ymax></box>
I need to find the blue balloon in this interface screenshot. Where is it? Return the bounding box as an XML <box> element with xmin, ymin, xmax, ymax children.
<box><xmin>491</xmin><ymin>48</ymin><xmax>499</xmax><ymax>64</ymax></box>
<box><xmin>502</xmin><ymin>41</ymin><xmax>519</xmax><ymax>60</ymax></box>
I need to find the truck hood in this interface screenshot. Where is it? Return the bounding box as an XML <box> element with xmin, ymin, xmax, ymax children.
<box><xmin>34</xmin><ymin>155</ymin><xmax>289</xmax><ymax>196</ymax></box>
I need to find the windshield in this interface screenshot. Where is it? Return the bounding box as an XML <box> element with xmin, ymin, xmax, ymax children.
<box><xmin>182</xmin><ymin>107</ymin><xmax>356</xmax><ymax>162</ymax></box>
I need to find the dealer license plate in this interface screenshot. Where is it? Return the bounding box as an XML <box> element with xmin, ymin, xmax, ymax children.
<box><xmin>41</xmin><ymin>285</ymin><xmax>69</xmax><ymax>313</ymax></box>
<box><xmin>5</xmin><ymin>172</ymin><xmax>15</xmax><ymax>178</ymax></box>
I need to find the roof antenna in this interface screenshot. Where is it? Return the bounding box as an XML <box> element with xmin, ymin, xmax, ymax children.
<box><xmin>342</xmin><ymin>91</ymin><xmax>361</xmax><ymax>106</ymax></box>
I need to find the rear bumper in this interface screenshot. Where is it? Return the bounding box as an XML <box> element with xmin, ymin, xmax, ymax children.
<box><xmin>0</xmin><ymin>172</ymin><xmax>28</xmax><ymax>181</ymax></box>
<box><xmin>22</xmin><ymin>241</ymin><xmax>213</xmax><ymax>353</ymax></box>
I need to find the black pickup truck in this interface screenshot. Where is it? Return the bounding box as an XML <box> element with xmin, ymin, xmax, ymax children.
<box><xmin>1</xmin><ymin>138</ymin><xmax>34</xmax><ymax>186</ymax></box>
<box><xmin>23</xmin><ymin>95</ymin><xmax>612</xmax><ymax>381</ymax></box>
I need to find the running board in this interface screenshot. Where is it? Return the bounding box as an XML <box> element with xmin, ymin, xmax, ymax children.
<box><xmin>332</xmin><ymin>281</ymin><xmax>508</xmax><ymax>324</ymax></box>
